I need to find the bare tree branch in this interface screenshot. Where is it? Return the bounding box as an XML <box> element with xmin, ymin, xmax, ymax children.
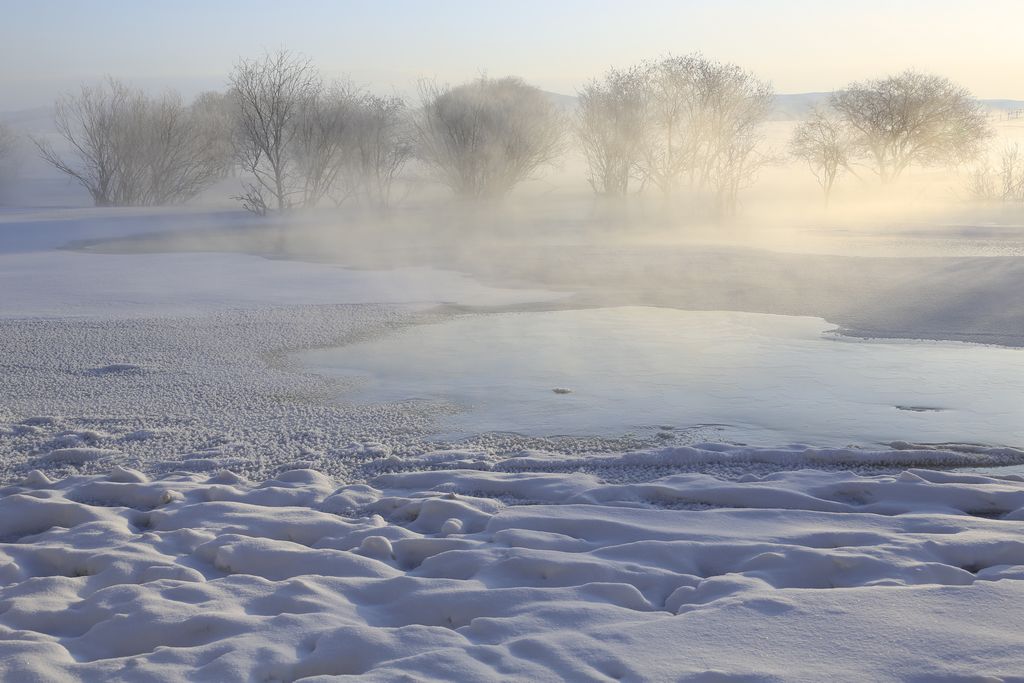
<box><xmin>791</xmin><ymin>106</ymin><xmax>854</xmax><ymax>206</ymax></box>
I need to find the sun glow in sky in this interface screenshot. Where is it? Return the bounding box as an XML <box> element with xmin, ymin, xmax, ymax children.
<box><xmin>3</xmin><ymin>0</ymin><xmax>1023</xmax><ymax>109</ymax></box>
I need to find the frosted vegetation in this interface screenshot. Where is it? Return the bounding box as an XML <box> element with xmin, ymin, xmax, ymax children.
<box><xmin>4</xmin><ymin>50</ymin><xmax>1014</xmax><ymax>217</ymax></box>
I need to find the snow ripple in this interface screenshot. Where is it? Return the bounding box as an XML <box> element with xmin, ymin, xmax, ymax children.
<box><xmin>1</xmin><ymin>466</ymin><xmax>1024</xmax><ymax>680</ymax></box>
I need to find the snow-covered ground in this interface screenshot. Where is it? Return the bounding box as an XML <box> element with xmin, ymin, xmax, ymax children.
<box><xmin>3</xmin><ymin>465</ymin><xmax>1024</xmax><ymax>680</ymax></box>
<box><xmin>2</xmin><ymin>205</ymin><xmax>1024</xmax><ymax>680</ymax></box>
<box><xmin>0</xmin><ymin>207</ymin><xmax>565</xmax><ymax>319</ymax></box>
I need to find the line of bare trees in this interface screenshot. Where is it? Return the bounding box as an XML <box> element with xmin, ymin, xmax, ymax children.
<box><xmin>29</xmin><ymin>51</ymin><xmax>418</xmax><ymax>213</ymax></box>
<box><xmin>22</xmin><ymin>52</ymin><xmax>1002</xmax><ymax>214</ymax></box>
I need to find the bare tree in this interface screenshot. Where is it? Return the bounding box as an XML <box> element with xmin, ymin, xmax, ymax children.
<box><xmin>229</xmin><ymin>50</ymin><xmax>320</xmax><ymax>212</ymax></box>
<box><xmin>640</xmin><ymin>55</ymin><xmax>774</xmax><ymax>215</ymax></box>
<box><xmin>34</xmin><ymin>79</ymin><xmax>221</xmax><ymax>206</ymax></box>
<box><xmin>997</xmin><ymin>145</ymin><xmax>1024</xmax><ymax>201</ymax></box>
<box><xmin>0</xmin><ymin>123</ymin><xmax>17</xmax><ymax>197</ymax></box>
<box><xmin>830</xmin><ymin>71</ymin><xmax>992</xmax><ymax>183</ymax></box>
<box><xmin>132</xmin><ymin>92</ymin><xmax>226</xmax><ymax>205</ymax></box>
<box><xmin>229</xmin><ymin>53</ymin><xmax>403</xmax><ymax>213</ymax></box>
<box><xmin>790</xmin><ymin>107</ymin><xmax>853</xmax><ymax>205</ymax></box>
<box><xmin>348</xmin><ymin>94</ymin><xmax>413</xmax><ymax>209</ymax></box>
<box><xmin>191</xmin><ymin>90</ymin><xmax>237</xmax><ymax>178</ymax></box>
<box><xmin>641</xmin><ymin>57</ymin><xmax>691</xmax><ymax>195</ymax></box>
<box><xmin>293</xmin><ymin>84</ymin><xmax>361</xmax><ymax>208</ymax></box>
<box><xmin>416</xmin><ymin>76</ymin><xmax>564</xmax><ymax>199</ymax></box>
<box><xmin>34</xmin><ymin>80</ymin><xmax>127</xmax><ymax>206</ymax></box>
<box><xmin>0</xmin><ymin>123</ymin><xmax>15</xmax><ymax>163</ymax></box>
<box><xmin>968</xmin><ymin>144</ymin><xmax>1024</xmax><ymax>202</ymax></box>
<box><xmin>576</xmin><ymin>65</ymin><xmax>650</xmax><ymax>196</ymax></box>
<box><xmin>707</xmin><ymin>122</ymin><xmax>771</xmax><ymax>217</ymax></box>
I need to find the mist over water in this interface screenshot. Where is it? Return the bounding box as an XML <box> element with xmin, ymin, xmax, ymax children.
<box><xmin>297</xmin><ymin>308</ymin><xmax>1024</xmax><ymax>447</ymax></box>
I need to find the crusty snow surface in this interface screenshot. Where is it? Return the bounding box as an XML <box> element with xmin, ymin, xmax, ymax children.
<box><xmin>3</xmin><ymin>207</ymin><xmax>1024</xmax><ymax>680</ymax></box>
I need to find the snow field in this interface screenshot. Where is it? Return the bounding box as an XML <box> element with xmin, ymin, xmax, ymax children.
<box><xmin>1</xmin><ymin>466</ymin><xmax>1024</xmax><ymax>680</ymax></box>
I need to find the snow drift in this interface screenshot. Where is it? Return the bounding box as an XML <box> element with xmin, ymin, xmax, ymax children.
<box><xmin>1</xmin><ymin>465</ymin><xmax>1023</xmax><ymax>680</ymax></box>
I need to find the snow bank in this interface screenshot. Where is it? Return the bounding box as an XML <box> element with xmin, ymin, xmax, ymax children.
<box><xmin>1</xmin><ymin>466</ymin><xmax>1024</xmax><ymax>680</ymax></box>
<box><xmin>0</xmin><ymin>251</ymin><xmax>566</xmax><ymax>319</ymax></box>
<box><xmin>0</xmin><ymin>207</ymin><xmax>566</xmax><ymax>319</ymax></box>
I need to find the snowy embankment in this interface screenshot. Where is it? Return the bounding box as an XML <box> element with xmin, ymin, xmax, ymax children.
<box><xmin>2</xmin><ymin>465</ymin><xmax>1024</xmax><ymax>680</ymax></box>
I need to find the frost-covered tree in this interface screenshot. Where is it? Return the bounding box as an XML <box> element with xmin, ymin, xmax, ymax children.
<box><xmin>229</xmin><ymin>52</ymin><xmax>385</xmax><ymax>213</ymax></box>
<box><xmin>191</xmin><ymin>90</ymin><xmax>237</xmax><ymax>179</ymax></box>
<box><xmin>968</xmin><ymin>144</ymin><xmax>1024</xmax><ymax>202</ymax></box>
<box><xmin>790</xmin><ymin>107</ymin><xmax>854</xmax><ymax>205</ymax></box>
<box><xmin>0</xmin><ymin>123</ymin><xmax>17</xmax><ymax>197</ymax></box>
<box><xmin>830</xmin><ymin>71</ymin><xmax>991</xmax><ymax>183</ymax></box>
<box><xmin>34</xmin><ymin>79</ymin><xmax>222</xmax><ymax>206</ymax></box>
<box><xmin>578</xmin><ymin>56</ymin><xmax>773</xmax><ymax>214</ymax></box>
<box><xmin>293</xmin><ymin>84</ymin><xmax>363</xmax><ymax>208</ymax></box>
<box><xmin>348</xmin><ymin>94</ymin><xmax>413</xmax><ymax>209</ymax></box>
<box><xmin>641</xmin><ymin>55</ymin><xmax>774</xmax><ymax>214</ymax></box>
<box><xmin>0</xmin><ymin>123</ymin><xmax>14</xmax><ymax>163</ymax></box>
<box><xmin>576</xmin><ymin>65</ymin><xmax>650</xmax><ymax>196</ymax></box>
<box><xmin>415</xmin><ymin>77</ymin><xmax>564</xmax><ymax>198</ymax></box>
<box><xmin>229</xmin><ymin>50</ymin><xmax>321</xmax><ymax>212</ymax></box>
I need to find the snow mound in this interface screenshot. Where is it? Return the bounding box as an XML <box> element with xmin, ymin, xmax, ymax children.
<box><xmin>0</xmin><ymin>467</ymin><xmax>1023</xmax><ymax>679</ymax></box>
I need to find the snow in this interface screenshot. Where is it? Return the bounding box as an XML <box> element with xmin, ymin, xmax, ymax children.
<box><xmin>0</xmin><ymin>251</ymin><xmax>565</xmax><ymax>319</ymax></box>
<box><xmin>0</xmin><ymin>465</ymin><xmax>1023</xmax><ymax>680</ymax></box>
<box><xmin>2</xmin><ymin>205</ymin><xmax>1024</xmax><ymax>678</ymax></box>
<box><xmin>0</xmin><ymin>206</ymin><xmax>566</xmax><ymax>319</ymax></box>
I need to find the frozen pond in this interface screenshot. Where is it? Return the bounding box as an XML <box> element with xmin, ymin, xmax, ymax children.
<box><xmin>296</xmin><ymin>307</ymin><xmax>1024</xmax><ymax>447</ymax></box>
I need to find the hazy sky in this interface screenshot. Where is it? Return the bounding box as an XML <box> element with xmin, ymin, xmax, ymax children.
<box><xmin>3</xmin><ymin>0</ymin><xmax>1023</xmax><ymax>109</ymax></box>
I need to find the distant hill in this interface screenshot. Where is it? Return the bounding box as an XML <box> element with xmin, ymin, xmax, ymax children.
<box><xmin>771</xmin><ymin>93</ymin><xmax>1024</xmax><ymax>120</ymax></box>
<box><xmin>978</xmin><ymin>99</ymin><xmax>1024</xmax><ymax>115</ymax></box>
<box><xmin>770</xmin><ymin>93</ymin><xmax>830</xmax><ymax>120</ymax></box>
<box><xmin>544</xmin><ymin>91</ymin><xmax>1024</xmax><ymax>121</ymax></box>
<box><xmin>541</xmin><ymin>91</ymin><xmax>578</xmax><ymax>112</ymax></box>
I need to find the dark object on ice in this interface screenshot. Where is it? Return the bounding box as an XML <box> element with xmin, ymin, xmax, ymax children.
<box><xmin>895</xmin><ymin>405</ymin><xmax>945</xmax><ymax>412</ymax></box>
<box><xmin>552</xmin><ymin>387</ymin><xmax>573</xmax><ymax>394</ymax></box>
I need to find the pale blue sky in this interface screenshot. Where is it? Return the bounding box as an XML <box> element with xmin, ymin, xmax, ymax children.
<box><xmin>3</xmin><ymin>0</ymin><xmax>1023</xmax><ymax>109</ymax></box>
